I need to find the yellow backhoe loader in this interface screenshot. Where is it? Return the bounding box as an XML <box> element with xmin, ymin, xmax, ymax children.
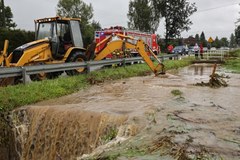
<box><xmin>0</xmin><ymin>16</ymin><xmax>164</xmax><ymax>86</ymax></box>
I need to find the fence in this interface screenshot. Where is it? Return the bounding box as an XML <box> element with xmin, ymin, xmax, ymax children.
<box><xmin>0</xmin><ymin>54</ymin><xmax>178</xmax><ymax>84</ymax></box>
<box><xmin>192</xmin><ymin>50</ymin><xmax>228</xmax><ymax>61</ymax></box>
<box><xmin>204</xmin><ymin>50</ymin><xmax>228</xmax><ymax>61</ymax></box>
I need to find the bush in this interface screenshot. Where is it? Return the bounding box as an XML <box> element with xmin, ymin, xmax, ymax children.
<box><xmin>228</xmin><ymin>49</ymin><xmax>240</xmax><ymax>57</ymax></box>
<box><xmin>0</xmin><ymin>28</ymin><xmax>34</xmax><ymax>52</ymax></box>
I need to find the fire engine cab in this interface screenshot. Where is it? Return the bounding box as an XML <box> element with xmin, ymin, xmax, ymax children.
<box><xmin>95</xmin><ymin>26</ymin><xmax>160</xmax><ymax>58</ymax></box>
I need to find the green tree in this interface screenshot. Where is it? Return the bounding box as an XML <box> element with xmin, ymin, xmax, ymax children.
<box><xmin>229</xmin><ymin>33</ymin><xmax>236</xmax><ymax>48</ymax></box>
<box><xmin>0</xmin><ymin>28</ymin><xmax>34</xmax><ymax>52</ymax></box>
<box><xmin>56</xmin><ymin>0</ymin><xmax>100</xmax><ymax>47</ymax></box>
<box><xmin>200</xmin><ymin>31</ymin><xmax>207</xmax><ymax>47</ymax></box>
<box><xmin>0</xmin><ymin>0</ymin><xmax>17</xmax><ymax>29</ymax></box>
<box><xmin>157</xmin><ymin>0</ymin><xmax>197</xmax><ymax>45</ymax></box>
<box><xmin>220</xmin><ymin>37</ymin><xmax>229</xmax><ymax>47</ymax></box>
<box><xmin>195</xmin><ymin>33</ymin><xmax>200</xmax><ymax>44</ymax></box>
<box><xmin>212</xmin><ymin>36</ymin><xmax>221</xmax><ymax>48</ymax></box>
<box><xmin>57</xmin><ymin>0</ymin><xmax>93</xmax><ymax>23</ymax></box>
<box><xmin>127</xmin><ymin>0</ymin><xmax>160</xmax><ymax>33</ymax></box>
<box><xmin>235</xmin><ymin>25</ymin><xmax>240</xmax><ymax>46</ymax></box>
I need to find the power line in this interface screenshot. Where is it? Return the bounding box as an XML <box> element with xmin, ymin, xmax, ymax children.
<box><xmin>196</xmin><ymin>2</ymin><xmax>239</xmax><ymax>13</ymax></box>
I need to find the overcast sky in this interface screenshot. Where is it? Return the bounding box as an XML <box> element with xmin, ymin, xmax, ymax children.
<box><xmin>5</xmin><ymin>0</ymin><xmax>240</xmax><ymax>39</ymax></box>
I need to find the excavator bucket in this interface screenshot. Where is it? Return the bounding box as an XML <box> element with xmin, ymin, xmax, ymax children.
<box><xmin>85</xmin><ymin>42</ymin><xmax>97</xmax><ymax>60</ymax></box>
<box><xmin>154</xmin><ymin>64</ymin><xmax>165</xmax><ymax>75</ymax></box>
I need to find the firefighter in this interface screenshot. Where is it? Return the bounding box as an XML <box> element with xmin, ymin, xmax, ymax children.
<box><xmin>167</xmin><ymin>44</ymin><xmax>174</xmax><ymax>54</ymax></box>
<box><xmin>167</xmin><ymin>44</ymin><xmax>174</xmax><ymax>60</ymax></box>
<box><xmin>200</xmin><ymin>43</ymin><xmax>204</xmax><ymax>59</ymax></box>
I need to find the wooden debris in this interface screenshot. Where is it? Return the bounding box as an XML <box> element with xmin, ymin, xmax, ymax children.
<box><xmin>195</xmin><ymin>64</ymin><xmax>228</xmax><ymax>88</ymax></box>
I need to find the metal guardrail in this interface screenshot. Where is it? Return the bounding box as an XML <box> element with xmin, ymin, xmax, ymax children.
<box><xmin>0</xmin><ymin>54</ymin><xmax>178</xmax><ymax>84</ymax></box>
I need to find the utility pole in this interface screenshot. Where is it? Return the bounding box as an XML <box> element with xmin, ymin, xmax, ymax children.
<box><xmin>1</xmin><ymin>0</ymin><xmax>6</xmax><ymax>28</ymax></box>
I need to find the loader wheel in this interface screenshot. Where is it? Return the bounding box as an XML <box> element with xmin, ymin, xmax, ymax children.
<box><xmin>30</xmin><ymin>72</ymin><xmax>62</xmax><ymax>81</ymax></box>
<box><xmin>30</xmin><ymin>72</ymin><xmax>47</xmax><ymax>81</ymax></box>
<box><xmin>29</xmin><ymin>62</ymin><xmax>50</xmax><ymax>81</ymax></box>
<box><xmin>66</xmin><ymin>52</ymin><xmax>87</xmax><ymax>76</ymax></box>
<box><xmin>47</xmin><ymin>72</ymin><xmax>63</xmax><ymax>79</ymax></box>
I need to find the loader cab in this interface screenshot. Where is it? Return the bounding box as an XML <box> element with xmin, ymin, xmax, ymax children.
<box><xmin>35</xmin><ymin>17</ymin><xmax>84</xmax><ymax>59</ymax></box>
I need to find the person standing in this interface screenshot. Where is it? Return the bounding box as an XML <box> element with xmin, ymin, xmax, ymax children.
<box><xmin>194</xmin><ymin>43</ymin><xmax>199</xmax><ymax>59</ymax></box>
<box><xmin>167</xmin><ymin>44</ymin><xmax>174</xmax><ymax>60</ymax></box>
<box><xmin>200</xmin><ymin>44</ymin><xmax>204</xmax><ymax>59</ymax></box>
<box><xmin>167</xmin><ymin>44</ymin><xmax>174</xmax><ymax>54</ymax></box>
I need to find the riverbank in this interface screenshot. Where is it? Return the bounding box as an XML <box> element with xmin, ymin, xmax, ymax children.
<box><xmin>0</xmin><ymin>58</ymin><xmax>193</xmax><ymax>112</ymax></box>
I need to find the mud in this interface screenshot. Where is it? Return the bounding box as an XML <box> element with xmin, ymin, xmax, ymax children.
<box><xmin>9</xmin><ymin>64</ymin><xmax>240</xmax><ymax>159</ymax></box>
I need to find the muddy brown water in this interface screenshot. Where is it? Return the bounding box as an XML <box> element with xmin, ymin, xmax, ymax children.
<box><xmin>9</xmin><ymin>64</ymin><xmax>240</xmax><ymax>159</ymax></box>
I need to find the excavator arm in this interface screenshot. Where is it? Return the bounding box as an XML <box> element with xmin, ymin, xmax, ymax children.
<box><xmin>0</xmin><ymin>40</ymin><xmax>10</xmax><ymax>67</ymax></box>
<box><xmin>94</xmin><ymin>34</ymin><xmax>165</xmax><ymax>75</ymax></box>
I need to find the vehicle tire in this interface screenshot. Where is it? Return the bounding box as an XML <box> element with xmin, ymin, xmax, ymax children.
<box><xmin>30</xmin><ymin>71</ymin><xmax>62</xmax><ymax>81</ymax></box>
<box><xmin>30</xmin><ymin>72</ymin><xmax>47</xmax><ymax>81</ymax></box>
<box><xmin>65</xmin><ymin>52</ymin><xmax>87</xmax><ymax>76</ymax></box>
<box><xmin>47</xmin><ymin>71</ymin><xmax>63</xmax><ymax>79</ymax></box>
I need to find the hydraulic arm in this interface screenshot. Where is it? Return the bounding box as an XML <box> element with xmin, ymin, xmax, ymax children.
<box><xmin>0</xmin><ymin>40</ymin><xmax>10</xmax><ymax>67</ymax></box>
<box><xmin>94</xmin><ymin>34</ymin><xmax>165</xmax><ymax>75</ymax></box>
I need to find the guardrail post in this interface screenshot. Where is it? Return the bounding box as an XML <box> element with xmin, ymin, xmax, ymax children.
<box><xmin>122</xmin><ymin>58</ymin><xmax>126</xmax><ymax>67</ymax></box>
<box><xmin>221</xmin><ymin>51</ymin><xmax>223</xmax><ymax>61</ymax></box>
<box><xmin>22</xmin><ymin>67</ymin><xmax>27</xmax><ymax>84</ymax></box>
<box><xmin>86</xmin><ymin>62</ymin><xmax>90</xmax><ymax>74</ymax></box>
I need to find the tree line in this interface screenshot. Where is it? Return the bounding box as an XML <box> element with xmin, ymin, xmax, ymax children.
<box><xmin>0</xmin><ymin>0</ymin><xmax>101</xmax><ymax>51</ymax></box>
<box><xmin>0</xmin><ymin>0</ymin><xmax>239</xmax><ymax>52</ymax></box>
<box><xmin>0</xmin><ymin>0</ymin><xmax>31</xmax><ymax>52</ymax></box>
<box><xmin>191</xmin><ymin>32</ymin><xmax>231</xmax><ymax>48</ymax></box>
<box><xmin>128</xmin><ymin>0</ymin><xmax>197</xmax><ymax>47</ymax></box>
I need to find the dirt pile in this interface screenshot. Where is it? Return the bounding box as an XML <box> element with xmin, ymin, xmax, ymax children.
<box><xmin>195</xmin><ymin>73</ymin><xmax>229</xmax><ymax>88</ymax></box>
<box><xmin>195</xmin><ymin>64</ymin><xmax>229</xmax><ymax>88</ymax></box>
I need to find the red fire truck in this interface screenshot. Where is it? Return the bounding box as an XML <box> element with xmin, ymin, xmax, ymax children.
<box><xmin>95</xmin><ymin>26</ymin><xmax>160</xmax><ymax>58</ymax></box>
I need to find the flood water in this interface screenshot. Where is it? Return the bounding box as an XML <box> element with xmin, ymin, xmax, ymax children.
<box><xmin>16</xmin><ymin>64</ymin><xmax>240</xmax><ymax>159</ymax></box>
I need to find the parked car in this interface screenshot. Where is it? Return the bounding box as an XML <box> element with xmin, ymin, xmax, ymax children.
<box><xmin>203</xmin><ymin>47</ymin><xmax>208</xmax><ymax>52</ymax></box>
<box><xmin>220</xmin><ymin>47</ymin><xmax>230</xmax><ymax>51</ymax></box>
<box><xmin>172</xmin><ymin>45</ymin><xmax>189</xmax><ymax>55</ymax></box>
<box><xmin>210</xmin><ymin>47</ymin><xmax>217</xmax><ymax>51</ymax></box>
<box><xmin>188</xmin><ymin>46</ymin><xmax>194</xmax><ymax>54</ymax></box>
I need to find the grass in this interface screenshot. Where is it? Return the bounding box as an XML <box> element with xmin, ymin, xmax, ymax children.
<box><xmin>224</xmin><ymin>49</ymin><xmax>240</xmax><ymax>73</ymax></box>
<box><xmin>101</xmin><ymin>126</ymin><xmax>118</xmax><ymax>144</ymax></box>
<box><xmin>227</xmin><ymin>49</ymin><xmax>240</xmax><ymax>57</ymax></box>
<box><xmin>0</xmin><ymin>75</ymin><xmax>88</xmax><ymax>111</ymax></box>
<box><xmin>171</xmin><ymin>89</ymin><xmax>183</xmax><ymax>96</ymax></box>
<box><xmin>0</xmin><ymin>57</ymin><xmax>193</xmax><ymax>112</ymax></box>
<box><xmin>92</xmin><ymin>147</ymin><xmax>146</xmax><ymax>160</ymax></box>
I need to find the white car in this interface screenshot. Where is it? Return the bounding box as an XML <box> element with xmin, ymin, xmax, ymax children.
<box><xmin>203</xmin><ymin>47</ymin><xmax>208</xmax><ymax>52</ymax></box>
<box><xmin>210</xmin><ymin>47</ymin><xmax>217</xmax><ymax>51</ymax></box>
<box><xmin>220</xmin><ymin>47</ymin><xmax>230</xmax><ymax>51</ymax></box>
